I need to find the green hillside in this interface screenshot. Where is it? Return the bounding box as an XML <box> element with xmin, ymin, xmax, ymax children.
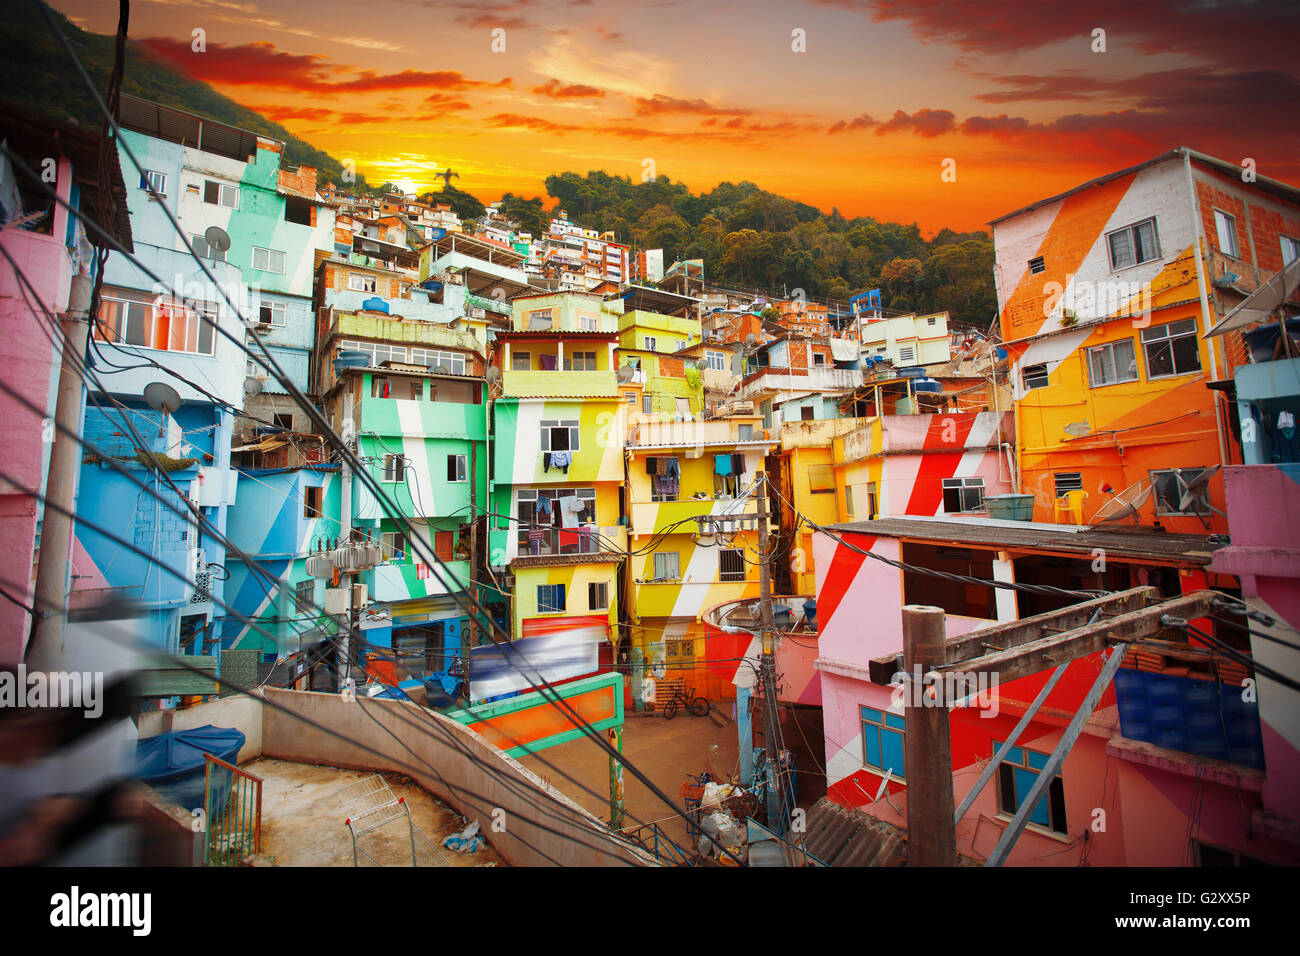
<box><xmin>2</xmin><ymin>1</ymin><xmax>370</xmax><ymax>190</ymax></box>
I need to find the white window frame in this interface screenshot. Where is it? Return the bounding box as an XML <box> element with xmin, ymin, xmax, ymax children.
<box><xmin>539</xmin><ymin>419</ymin><xmax>580</xmax><ymax>453</ymax></box>
<box><xmin>578</xmin><ymin>314</ymin><xmax>598</xmax><ymax>331</ymax></box>
<box><xmin>349</xmin><ymin>274</ymin><xmax>378</xmax><ymax>293</ymax></box>
<box><xmin>259</xmin><ymin>299</ymin><xmax>287</xmax><ymax>328</ymax></box>
<box><xmin>1281</xmin><ymin>235</ymin><xmax>1300</xmax><ymax>266</ymax></box>
<box><xmin>1106</xmin><ymin>217</ymin><xmax>1160</xmax><ymax>271</ymax></box>
<box><xmin>252</xmin><ymin>246</ymin><xmax>286</xmax><ymax>275</ymax></box>
<box><xmin>1140</xmin><ymin>318</ymin><xmax>1201</xmax><ymax>380</ymax></box>
<box><xmin>942</xmin><ymin>476</ymin><xmax>985</xmax><ymax>513</ymax></box>
<box><xmin>447</xmin><ymin>454</ymin><xmax>467</xmax><ymax>483</ymax></box>
<box><xmin>203</xmin><ymin>179</ymin><xmax>238</xmax><ymax>208</ymax></box>
<box><xmin>140</xmin><ymin>170</ymin><xmax>167</xmax><ymax>196</ymax></box>
<box><xmin>1213</xmin><ymin>209</ymin><xmax>1240</xmax><ymax>259</ymax></box>
<box><xmin>381</xmin><ymin>531</ymin><xmax>406</xmax><ymax>562</ymax></box>
<box><xmin>96</xmin><ymin>289</ymin><xmax>218</xmax><ymax>356</ymax></box>
<box><xmin>382</xmin><ymin>454</ymin><xmax>405</xmax><ymax>483</ymax></box>
<box><xmin>644</xmin><ymin>335</ymin><xmax>657</xmax><ymax>351</ymax></box>
<box><xmin>705</xmin><ymin>350</ymin><xmax>725</xmax><ymax>371</ymax></box>
<box><xmin>191</xmin><ymin>233</ymin><xmax>225</xmax><ymax>262</ymax></box>
<box><xmin>1086</xmin><ymin>338</ymin><xmax>1138</xmax><ymax>388</ymax></box>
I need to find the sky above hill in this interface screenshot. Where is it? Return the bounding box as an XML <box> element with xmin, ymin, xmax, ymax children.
<box><xmin>52</xmin><ymin>0</ymin><xmax>1300</xmax><ymax>234</ymax></box>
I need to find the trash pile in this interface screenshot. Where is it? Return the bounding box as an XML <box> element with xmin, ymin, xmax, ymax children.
<box><xmin>443</xmin><ymin>819</ymin><xmax>485</xmax><ymax>854</ymax></box>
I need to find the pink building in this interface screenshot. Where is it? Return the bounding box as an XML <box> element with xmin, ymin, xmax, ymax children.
<box><xmin>0</xmin><ymin>104</ymin><xmax>132</xmax><ymax>665</ymax></box>
<box><xmin>811</xmin><ymin>515</ymin><xmax>1298</xmax><ymax>865</ymax></box>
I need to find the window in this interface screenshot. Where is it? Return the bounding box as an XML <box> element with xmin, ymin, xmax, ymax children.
<box><xmin>927</xmin><ymin>316</ymin><xmax>938</xmax><ymax>325</ymax></box>
<box><xmin>861</xmin><ymin>706</ymin><xmax>906</xmax><ymax>778</ymax></box>
<box><xmin>96</xmin><ymin>290</ymin><xmax>217</xmax><ymax>356</ymax></box>
<box><xmin>259</xmin><ymin>300</ymin><xmax>287</xmax><ymax>328</ymax></box>
<box><xmin>588</xmin><ymin>581</ymin><xmax>608</xmax><ymax>610</ymax></box>
<box><xmin>898</xmin><ymin>345</ymin><xmax>916</xmax><ymax>363</ymax></box>
<box><xmin>719</xmin><ymin>549</ymin><xmax>745</xmax><ymax>582</ymax></box>
<box><xmin>653</xmin><ymin>552</ymin><xmax>680</xmax><ymax>581</ymax></box>
<box><xmin>190</xmin><ymin>234</ymin><xmax>225</xmax><ymax>262</ymax></box>
<box><xmin>140</xmin><ymin>170</ymin><xmax>166</xmax><ymax>196</ymax></box>
<box><xmin>273</xmin><ymin>413</ymin><xmax>293</xmax><ymax>430</ymax></box>
<box><xmin>540</xmin><ymin>419</ymin><xmax>580</xmax><ymax>453</ymax></box>
<box><xmin>705</xmin><ymin>350</ymin><xmax>726</xmax><ymax>371</ymax></box>
<box><xmin>1151</xmin><ymin>467</ymin><xmax>1213</xmax><ymax>516</ymax></box>
<box><xmin>1106</xmin><ymin>218</ymin><xmax>1159</xmax><ymax>270</ymax></box>
<box><xmin>942</xmin><ymin>477</ymin><xmax>985</xmax><ymax>513</ymax></box>
<box><xmin>203</xmin><ymin>179</ymin><xmax>238</xmax><ymax>208</ymax></box>
<box><xmin>1086</xmin><ymin>338</ymin><xmax>1138</xmax><ymax>387</ymax></box>
<box><xmin>414</xmin><ymin>349</ymin><xmax>466</xmax><ymax>374</ymax></box>
<box><xmin>565</xmin><ymin>351</ymin><xmax>597</xmax><ymax>371</ymax></box>
<box><xmin>1282</xmin><ymin>235</ymin><xmax>1300</xmax><ymax>266</ymax></box>
<box><xmin>578</xmin><ymin>314</ymin><xmax>598</xmax><ymax>331</ymax></box>
<box><xmin>283</xmin><ymin>196</ymin><xmax>312</xmax><ymax>226</ymax></box>
<box><xmin>252</xmin><ymin>246</ymin><xmax>286</xmax><ymax>274</ymax></box>
<box><xmin>294</xmin><ymin>579</ymin><xmax>315</xmax><ymax>615</ymax></box>
<box><xmin>808</xmin><ymin>464</ymin><xmax>835</xmax><ymax>494</ymax></box>
<box><xmin>845</xmin><ymin>485</ymin><xmax>854</xmax><ymax>516</ymax></box>
<box><xmin>867</xmin><ymin>482</ymin><xmax>878</xmax><ymax>519</ymax></box>
<box><xmin>994</xmin><ymin>741</ymin><xmax>1066</xmax><ymax>835</ymax></box>
<box><xmin>642</xmin><ymin>395</ymin><xmax>653</xmax><ymax>414</ymax></box>
<box><xmin>382</xmin><ymin>454</ymin><xmax>405</xmax><ymax>482</ymax></box>
<box><xmin>303</xmin><ymin>485</ymin><xmax>322</xmax><ymax>518</ymax></box>
<box><xmin>1053</xmin><ymin>472</ymin><xmax>1083</xmax><ymax>497</ymax></box>
<box><xmin>737</xmin><ymin>424</ymin><xmax>754</xmax><ymax>441</ymax></box>
<box><xmin>348</xmin><ymin>274</ymin><xmax>378</xmax><ymax>293</ymax></box>
<box><xmin>1213</xmin><ymin>209</ymin><xmax>1240</xmax><ymax>258</ymax></box>
<box><xmin>511</xmin><ymin>351</ymin><xmax>531</xmax><ymax>371</ymax></box>
<box><xmin>447</xmin><ymin>454</ymin><xmax>467</xmax><ymax>482</ymax></box>
<box><xmin>527</xmin><ymin>309</ymin><xmax>553</xmax><ymax>330</ymax></box>
<box><xmin>644</xmin><ymin>335</ymin><xmax>657</xmax><ymax>351</ymax></box>
<box><xmin>371</xmin><ymin>376</ymin><xmax>392</xmax><ymax>398</ymax></box>
<box><xmin>1028</xmin><ymin>255</ymin><xmax>1045</xmax><ymax>275</ymax></box>
<box><xmin>537</xmin><ymin>583</ymin><xmax>566</xmax><ymax>613</ymax></box>
<box><xmin>675</xmin><ymin>340</ymin><xmax>686</xmax><ymax>352</ymax></box>
<box><xmin>625</xmin><ymin>391</ymin><xmax>637</xmax><ymax>405</ymax></box>
<box><xmin>813</xmin><ymin>353</ymin><xmax>826</xmax><ymax>367</ymax></box>
<box><xmin>1021</xmin><ymin>363</ymin><xmax>1050</xmax><ymax>390</ymax></box>
<box><xmin>381</xmin><ymin>531</ymin><xmax>406</xmax><ymax>562</ymax></box>
<box><xmin>407</xmin><ymin>380</ymin><xmax>425</xmax><ymax>400</ymax></box>
<box><xmin>1141</xmin><ymin>319</ymin><xmax>1201</xmax><ymax>378</ymax></box>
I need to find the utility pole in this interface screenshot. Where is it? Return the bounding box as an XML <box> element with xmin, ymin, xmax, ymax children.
<box><xmin>468</xmin><ymin>440</ymin><xmax>479</xmax><ymax>651</ymax></box>
<box><xmin>901</xmin><ymin>604</ymin><xmax>957</xmax><ymax>866</ymax></box>
<box><xmin>29</xmin><ymin>272</ymin><xmax>92</xmax><ymax>668</ymax></box>
<box><xmin>756</xmin><ymin>471</ymin><xmax>783</xmax><ymax>833</ymax></box>
<box><xmin>339</xmin><ymin>390</ymin><xmax>354</xmax><ymax>688</ymax></box>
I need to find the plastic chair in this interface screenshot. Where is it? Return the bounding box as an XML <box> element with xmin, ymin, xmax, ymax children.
<box><xmin>1053</xmin><ymin>489</ymin><xmax>1088</xmax><ymax>524</ymax></box>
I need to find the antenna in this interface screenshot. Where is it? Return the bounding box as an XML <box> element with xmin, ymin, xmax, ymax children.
<box><xmin>203</xmin><ymin>226</ymin><xmax>231</xmax><ymax>253</ymax></box>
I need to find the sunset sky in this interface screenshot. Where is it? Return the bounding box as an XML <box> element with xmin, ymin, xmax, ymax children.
<box><xmin>52</xmin><ymin>0</ymin><xmax>1300</xmax><ymax>235</ymax></box>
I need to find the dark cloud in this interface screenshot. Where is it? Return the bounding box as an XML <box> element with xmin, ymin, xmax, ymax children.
<box><xmin>828</xmin><ymin>113</ymin><xmax>876</xmax><ymax>134</ymax></box>
<box><xmin>532</xmin><ymin>78</ymin><xmax>606</xmax><ymax>98</ymax></box>
<box><xmin>631</xmin><ymin>94</ymin><xmax>751</xmax><ymax>117</ymax></box>
<box><xmin>875</xmin><ymin>108</ymin><xmax>956</xmax><ymax>137</ymax></box>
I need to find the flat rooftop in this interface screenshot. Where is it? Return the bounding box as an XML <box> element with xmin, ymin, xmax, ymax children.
<box><xmin>828</xmin><ymin>515</ymin><xmax>1222</xmax><ymax>565</ymax></box>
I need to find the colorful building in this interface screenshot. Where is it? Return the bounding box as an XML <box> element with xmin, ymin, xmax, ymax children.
<box><xmin>991</xmin><ymin>148</ymin><xmax>1300</xmax><ymax>530</ymax></box>
<box><xmin>810</xmin><ymin>516</ymin><xmax>1292</xmax><ymax>864</ymax></box>
<box><xmin>0</xmin><ymin>103</ymin><xmax>132</xmax><ymax>665</ymax></box>
<box><xmin>858</xmin><ymin>311</ymin><xmax>952</xmax><ymax>368</ymax></box>
<box><xmin>622</xmin><ymin>410</ymin><xmax>776</xmax><ymax>707</ymax></box>
<box><xmin>487</xmin><ymin>291</ymin><xmax>628</xmax><ymax>659</ymax></box>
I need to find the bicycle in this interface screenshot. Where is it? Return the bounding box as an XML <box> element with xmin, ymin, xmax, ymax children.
<box><xmin>663</xmin><ymin>685</ymin><xmax>710</xmax><ymax>720</ymax></box>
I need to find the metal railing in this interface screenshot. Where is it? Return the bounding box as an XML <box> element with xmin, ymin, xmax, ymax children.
<box><xmin>203</xmin><ymin>753</ymin><xmax>263</xmax><ymax>867</ymax></box>
<box><xmin>518</xmin><ymin>526</ymin><xmax>602</xmax><ymax>556</ymax></box>
<box><xmin>623</xmin><ymin>820</ymin><xmax>694</xmax><ymax>866</ymax></box>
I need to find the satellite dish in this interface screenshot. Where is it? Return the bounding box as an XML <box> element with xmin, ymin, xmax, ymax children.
<box><xmin>142</xmin><ymin>382</ymin><xmax>182</xmax><ymax>416</ymax></box>
<box><xmin>203</xmin><ymin>226</ymin><xmax>231</xmax><ymax>253</ymax></box>
<box><xmin>244</xmin><ymin>376</ymin><xmax>263</xmax><ymax>396</ymax></box>
<box><xmin>616</xmin><ymin>365</ymin><xmax>636</xmax><ymax>382</ymax></box>
<box><xmin>1063</xmin><ymin>421</ymin><xmax>1091</xmax><ymax>438</ymax></box>
<box><xmin>745</xmin><ymin>332</ymin><xmax>757</xmax><ymax>345</ymax></box>
<box><xmin>730</xmin><ymin>353</ymin><xmax>744</xmax><ymax>374</ymax></box>
<box><xmin>1090</xmin><ymin>478</ymin><xmax>1154</xmax><ymax>525</ymax></box>
<box><xmin>486</xmin><ymin>366</ymin><xmax>501</xmax><ymax>383</ymax></box>
<box><xmin>1177</xmin><ymin>464</ymin><xmax>1223</xmax><ymax>513</ymax></box>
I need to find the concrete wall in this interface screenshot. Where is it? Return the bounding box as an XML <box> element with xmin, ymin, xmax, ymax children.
<box><xmin>260</xmin><ymin>689</ymin><xmax>656</xmax><ymax>867</ymax></box>
<box><xmin>137</xmin><ymin>692</ymin><xmax>264</xmax><ymax>765</ymax></box>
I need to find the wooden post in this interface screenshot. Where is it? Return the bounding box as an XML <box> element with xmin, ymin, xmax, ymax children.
<box><xmin>902</xmin><ymin>604</ymin><xmax>957</xmax><ymax>866</ymax></box>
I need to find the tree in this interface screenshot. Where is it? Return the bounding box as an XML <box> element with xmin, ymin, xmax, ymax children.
<box><xmin>436</xmin><ymin>185</ymin><xmax>485</xmax><ymax>221</ymax></box>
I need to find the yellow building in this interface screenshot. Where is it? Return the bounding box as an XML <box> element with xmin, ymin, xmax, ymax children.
<box><xmin>623</xmin><ymin>410</ymin><xmax>775</xmax><ymax>707</ymax></box>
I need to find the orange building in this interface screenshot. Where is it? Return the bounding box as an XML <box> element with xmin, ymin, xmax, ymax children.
<box><xmin>991</xmin><ymin>148</ymin><xmax>1300</xmax><ymax>533</ymax></box>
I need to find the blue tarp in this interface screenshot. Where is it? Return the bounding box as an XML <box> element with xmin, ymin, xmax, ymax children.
<box><xmin>135</xmin><ymin>725</ymin><xmax>245</xmax><ymax>811</ymax></box>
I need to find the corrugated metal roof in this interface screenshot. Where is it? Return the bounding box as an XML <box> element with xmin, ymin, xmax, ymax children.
<box><xmin>801</xmin><ymin>798</ymin><xmax>908</xmax><ymax>867</ymax></box>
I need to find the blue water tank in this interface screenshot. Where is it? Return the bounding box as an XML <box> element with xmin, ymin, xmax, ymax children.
<box><xmin>362</xmin><ymin>296</ymin><xmax>389</xmax><ymax>313</ymax></box>
<box><xmin>334</xmin><ymin>350</ymin><xmax>370</xmax><ymax>370</ymax></box>
<box><xmin>912</xmin><ymin>378</ymin><xmax>943</xmax><ymax>392</ymax></box>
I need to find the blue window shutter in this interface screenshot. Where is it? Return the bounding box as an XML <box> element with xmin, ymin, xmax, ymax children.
<box><xmin>864</xmin><ymin>727</ymin><xmax>882</xmax><ymax>769</ymax></box>
<box><xmin>882</xmin><ymin>729</ymin><xmax>906</xmax><ymax>777</ymax></box>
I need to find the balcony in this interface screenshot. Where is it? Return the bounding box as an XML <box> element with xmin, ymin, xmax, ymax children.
<box><xmin>736</xmin><ymin>365</ymin><xmax>864</xmax><ymax>402</ymax></box>
<box><xmin>324</xmin><ymin>287</ymin><xmax>462</xmax><ymax>324</ymax></box>
<box><xmin>501</xmin><ymin>369</ymin><xmax>617</xmax><ymax>398</ymax></box>
<box><xmin>515</xmin><ymin>527</ymin><xmax>603</xmax><ymax>558</ymax></box>
<box><xmin>370</xmin><ymin>559</ymin><xmax>471</xmax><ymax>603</ymax></box>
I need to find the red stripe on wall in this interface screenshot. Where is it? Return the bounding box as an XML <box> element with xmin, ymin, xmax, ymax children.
<box><xmin>818</xmin><ymin>537</ymin><xmax>871</xmax><ymax>633</ymax></box>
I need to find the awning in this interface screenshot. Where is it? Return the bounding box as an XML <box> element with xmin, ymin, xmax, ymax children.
<box><xmin>230</xmin><ymin>437</ymin><xmax>287</xmax><ymax>453</ymax></box>
<box><xmin>1205</xmin><ymin>256</ymin><xmax>1300</xmax><ymax>337</ymax></box>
